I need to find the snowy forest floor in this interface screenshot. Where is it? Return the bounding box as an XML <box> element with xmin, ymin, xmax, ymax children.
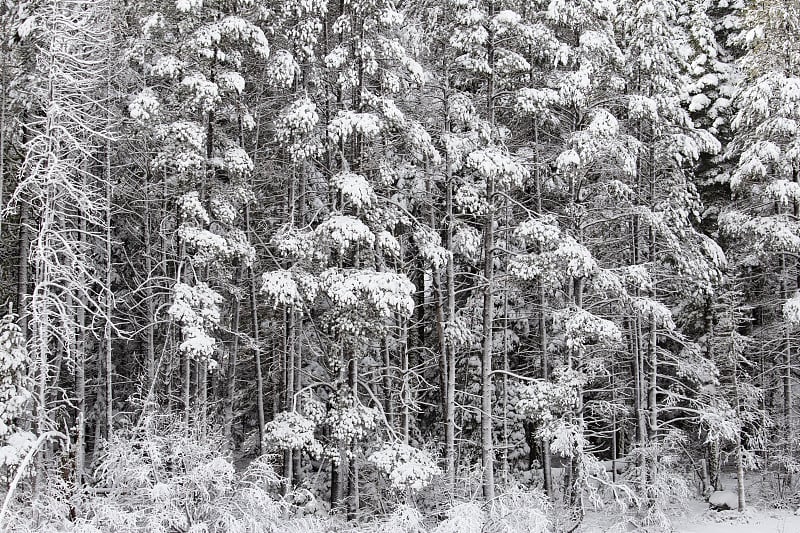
<box><xmin>582</xmin><ymin>502</ymin><xmax>800</xmax><ymax>532</ymax></box>
<box><xmin>580</xmin><ymin>471</ymin><xmax>800</xmax><ymax>532</ymax></box>
<box><xmin>672</xmin><ymin>503</ymin><xmax>800</xmax><ymax>533</ymax></box>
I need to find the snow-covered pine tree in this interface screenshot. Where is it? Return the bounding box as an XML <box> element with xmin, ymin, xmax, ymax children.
<box><xmin>721</xmin><ymin>0</ymin><xmax>800</xmax><ymax>484</ymax></box>
<box><xmin>129</xmin><ymin>0</ymin><xmax>265</xmax><ymax>435</ymax></box>
<box><xmin>618</xmin><ymin>3</ymin><xmax>724</xmax><ymax>522</ymax></box>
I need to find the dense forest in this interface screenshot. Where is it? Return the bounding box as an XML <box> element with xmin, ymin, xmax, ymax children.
<box><xmin>1</xmin><ymin>0</ymin><xmax>799</xmax><ymax>531</ymax></box>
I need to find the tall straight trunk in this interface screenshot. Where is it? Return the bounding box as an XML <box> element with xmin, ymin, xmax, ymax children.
<box><xmin>567</xmin><ymin>277</ymin><xmax>586</xmax><ymax>512</ymax></box>
<box><xmin>74</xmin><ymin>168</ymin><xmax>90</xmax><ymax>494</ymax></box>
<box><xmin>199</xmin><ymin>362</ymin><xmax>208</xmax><ymax>440</ymax></box>
<box><xmin>633</xmin><ymin>317</ymin><xmax>647</xmax><ymax>484</ymax></box>
<box><xmin>782</xmin><ymin>253</ymin><xmax>793</xmax><ymax>464</ymax></box>
<box><xmin>429</xmin><ymin>160</ymin><xmax>449</xmax><ymax>418</ymax></box>
<box><xmin>32</xmin><ymin>185</ymin><xmax>56</xmax><ymax>495</ymax></box>
<box><xmin>223</xmin><ymin>117</ymin><xmax>247</xmax><ymax>444</ymax></box>
<box><xmin>16</xmin><ymin>205</ymin><xmax>30</xmax><ymax>332</ymax></box>
<box><xmin>442</xmin><ymin>80</ymin><xmax>457</xmax><ymax>489</ymax></box>
<box><xmin>246</xmin><ymin>205</ymin><xmax>265</xmax><ymax>453</ymax></box>
<box><xmin>104</xmin><ymin>137</ymin><xmax>113</xmax><ymax>441</ymax></box>
<box><xmin>501</xmin><ymin>289</ymin><xmax>510</xmax><ymax>485</ymax></box>
<box><xmin>347</xmin><ymin>353</ymin><xmax>359</xmax><ymax>520</ymax></box>
<box><xmin>480</xmin><ymin>0</ymin><xmax>496</xmax><ymax>502</ymax></box>
<box><xmin>646</xmin><ymin>140</ymin><xmax>658</xmax><ymax>488</ymax></box>
<box><xmin>631</xmin><ymin>194</ymin><xmax>647</xmax><ymax>477</ymax></box>
<box><xmin>732</xmin><ymin>354</ymin><xmax>746</xmax><ymax>511</ymax></box>
<box><xmin>223</xmin><ymin>275</ymin><xmax>241</xmax><ymax>447</ymax></box>
<box><xmin>333</xmin><ymin>347</ymin><xmax>348</xmax><ymax>512</ymax></box>
<box><xmin>283</xmin><ymin>308</ymin><xmax>295</xmax><ymax>495</ymax></box>
<box><xmin>183</xmin><ymin>350</ymin><xmax>191</xmax><ymax>426</ymax></box>
<box><xmin>647</xmin><ymin>223</ymin><xmax>659</xmax><ymax>446</ymax></box>
<box><xmin>0</xmin><ymin>57</ymin><xmax>5</xmax><ymax>241</ymax></box>
<box><xmin>382</xmin><ymin>336</ymin><xmax>393</xmax><ymax>427</ymax></box>
<box><xmin>292</xmin><ymin>347</ymin><xmax>303</xmax><ymax>487</ymax></box>
<box><xmin>144</xmin><ymin>175</ymin><xmax>156</xmax><ymax>390</ymax></box>
<box><xmin>177</xmin><ymin>183</ymin><xmax>192</xmax><ymax>427</ymax></box>
<box><xmin>610</xmin><ymin>350</ymin><xmax>620</xmax><ymax>480</ymax></box>
<box><xmin>647</xmin><ymin>318</ymin><xmax>658</xmax><ymax>443</ymax></box>
<box><xmin>434</xmin><ymin>271</ymin><xmax>448</xmax><ymax>420</ymax></box>
<box><xmin>533</xmin><ymin>123</ymin><xmax>553</xmax><ymax>497</ymax></box>
<box><xmin>402</xmin><ymin>315</ymin><xmax>410</xmax><ymax>443</ymax></box>
<box><xmin>16</xmin><ymin>114</ymin><xmax>31</xmax><ymax>335</ymax></box>
<box><xmin>480</xmin><ymin>177</ymin><xmax>496</xmax><ymax>501</ymax></box>
<box><xmin>74</xmin><ymin>294</ymin><xmax>86</xmax><ymax>493</ymax></box>
<box><xmin>632</xmin><ymin>134</ymin><xmax>647</xmax><ymax>454</ymax></box>
<box><xmin>292</xmin><ymin>160</ymin><xmax>307</xmax><ymax>489</ymax></box>
<box><xmin>34</xmin><ymin>285</ymin><xmax>49</xmax><ymax>496</ymax></box>
<box><xmin>539</xmin><ymin>283</ymin><xmax>553</xmax><ymax>495</ymax></box>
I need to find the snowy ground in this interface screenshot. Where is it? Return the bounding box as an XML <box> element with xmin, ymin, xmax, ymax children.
<box><xmin>581</xmin><ymin>502</ymin><xmax>800</xmax><ymax>532</ymax></box>
<box><xmin>672</xmin><ymin>501</ymin><xmax>800</xmax><ymax>533</ymax></box>
<box><xmin>578</xmin><ymin>471</ymin><xmax>800</xmax><ymax>532</ymax></box>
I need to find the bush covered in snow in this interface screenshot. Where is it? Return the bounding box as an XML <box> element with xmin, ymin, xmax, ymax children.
<box><xmin>368</xmin><ymin>441</ymin><xmax>441</xmax><ymax>491</ymax></box>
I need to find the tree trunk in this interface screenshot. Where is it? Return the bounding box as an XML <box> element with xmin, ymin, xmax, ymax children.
<box><xmin>224</xmin><ymin>278</ymin><xmax>241</xmax><ymax>448</ymax></box>
<box><xmin>533</xmin><ymin>123</ymin><xmax>553</xmax><ymax>497</ymax></box>
<box><xmin>247</xmin><ymin>207</ymin><xmax>265</xmax><ymax>453</ymax></box>
<box><xmin>283</xmin><ymin>308</ymin><xmax>295</xmax><ymax>495</ymax></box>
<box><xmin>480</xmin><ymin>176</ymin><xmax>495</xmax><ymax>501</ymax></box>
<box><xmin>480</xmin><ymin>0</ymin><xmax>496</xmax><ymax>502</ymax></box>
<box><xmin>104</xmin><ymin>135</ymin><xmax>113</xmax><ymax>442</ymax></box>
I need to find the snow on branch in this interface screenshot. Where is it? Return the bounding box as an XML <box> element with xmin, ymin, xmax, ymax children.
<box><xmin>368</xmin><ymin>442</ymin><xmax>441</xmax><ymax>492</ymax></box>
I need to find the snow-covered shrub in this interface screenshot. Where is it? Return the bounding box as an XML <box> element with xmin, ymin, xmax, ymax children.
<box><xmin>266</xmin><ymin>50</ymin><xmax>301</xmax><ymax>88</ymax></box>
<box><xmin>315</xmin><ymin>214</ymin><xmax>375</xmax><ymax>253</ymax></box>
<box><xmin>784</xmin><ymin>293</ymin><xmax>800</xmax><ymax>324</ymax></box>
<box><xmin>181</xmin><ymin>72</ymin><xmax>220</xmax><ymax>112</ymax></box>
<box><xmin>263</xmin><ymin>411</ymin><xmax>322</xmax><ymax>457</ymax></box>
<box><xmin>328</xmin><ymin>110</ymin><xmax>383</xmax><ymax>144</ymax></box>
<box><xmin>454</xmin><ymin>182</ymin><xmax>489</xmax><ymax>215</ymax></box>
<box><xmin>271</xmin><ymin>224</ymin><xmax>317</xmax><ymax>261</ymax></box>
<box><xmin>275</xmin><ymin>97</ymin><xmax>321</xmax><ymax>160</ymax></box>
<box><xmin>377</xmin><ymin>230</ymin><xmax>401</xmax><ymax>258</ymax></box>
<box><xmin>431</xmin><ymin>502</ymin><xmax>484</xmax><ymax>533</ymax></box>
<box><xmin>151</xmin><ymin>121</ymin><xmax>206</xmax><ymax>172</ymax></box>
<box><xmin>323</xmin><ymin>392</ymin><xmax>379</xmax><ymax>447</ymax></box>
<box><xmin>0</xmin><ymin>314</ymin><xmax>32</xmax><ymax>438</ymax></box>
<box><xmin>465</xmin><ymin>147</ymin><xmax>528</xmax><ymax>189</ymax></box>
<box><xmin>406</xmin><ymin>122</ymin><xmax>441</xmax><ymax>163</ymax></box>
<box><xmin>370</xmin><ymin>504</ymin><xmax>426</xmax><ymax>533</ymax></box>
<box><xmin>443</xmin><ymin>316</ymin><xmax>477</xmax><ymax>349</ymax></box>
<box><xmin>217</xmin><ymin>71</ymin><xmax>245</xmax><ymax>94</ymax></box>
<box><xmin>261</xmin><ymin>270</ymin><xmax>302</xmax><ymax>308</ymax></box>
<box><xmin>331</xmin><ymin>172</ymin><xmax>376</xmax><ymax>209</ymax></box>
<box><xmin>209</xmin><ymin>196</ymin><xmax>237</xmax><ymax>225</ymax></box>
<box><xmin>413</xmin><ymin>227</ymin><xmax>450</xmax><ymax>270</ymax></box>
<box><xmin>484</xmin><ymin>487</ymin><xmax>551</xmax><ymax>533</ymax></box>
<box><xmin>177</xmin><ymin>191</ymin><xmax>210</xmax><ymax>225</ymax></box>
<box><xmin>222</xmin><ymin>146</ymin><xmax>254</xmax><ymax>177</ymax></box>
<box><xmin>319</xmin><ymin>268</ymin><xmax>415</xmax><ymax>321</ymax></box>
<box><xmin>368</xmin><ymin>442</ymin><xmax>441</xmax><ymax>491</ymax></box>
<box><xmin>554</xmin><ymin>308</ymin><xmax>622</xmax><ymax>351</ymax></box>
<box><xmin>178</xmin><ymin>226</ymin><xmax>229</xmax><ymax>265</ymax></box>
<box><xmin>80</xmin><ymin>414</ymin><xmax>283</xmax><ymax>533</ymax></box>
<box><xmin>129</xmin><ymin>88</ymin><xmax>160</xmax><ymax>122</ymax></box>
<box><xmin>517</xmin><ymin>376</ymin><xmax>580</xmax><ymax>426</ymax></box>
<box><xmin>621</xmin><ymin>432</ymin><xmax>692</xmax><ymax>530</ymax></box>
<box><xmin>452</xmin><ymin>224</ymin><xmax>481</xmax><ymax>262</ymax></box>
<box><xmin>260</xmin><ymin>269</ymin><xmax>318</xmax><ymax>310</ymax></box>
<box><xmin>167</xmin><ymin>282</ymin><xmax>223</xmax><ymax>367</ymax></box>
<box><xmin>515</xmin><ymin>215</ymin><xmax>561</xmax><ymax>249</ymax></box>
<box><xmin>0</xmin><ymin>430</ymin><xmax>35</xmax><ymax>477</ymax></box>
